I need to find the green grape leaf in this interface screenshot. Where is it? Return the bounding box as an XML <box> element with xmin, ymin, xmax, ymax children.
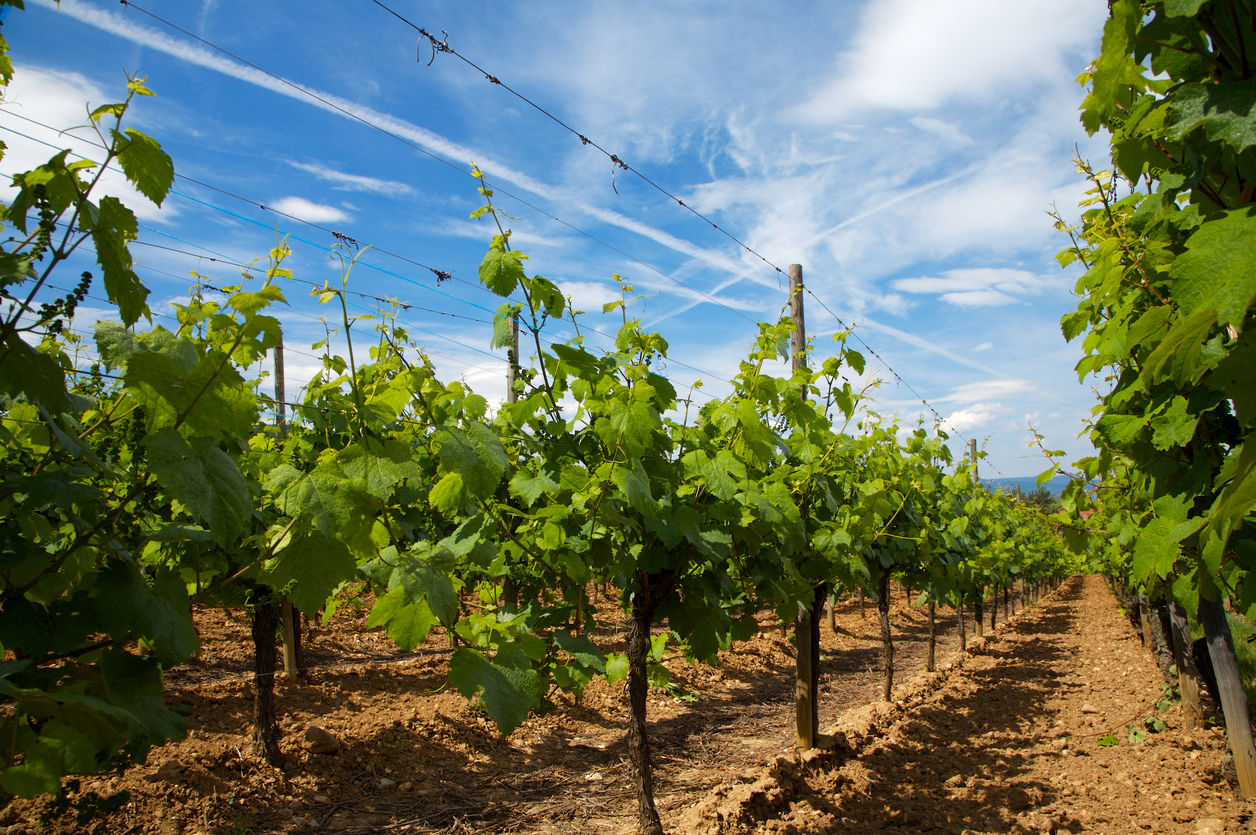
<box><xmin>509</xmin><ymin>465</ymin><xmax>561</xmax><ymax>507</ymax></box>
<box><xmin>448</xmin><ymin>647</ymin><xmax>539</xmax><ymax>736</ymax></box>
<box><xmin>1150</xmin><ymin>397</ymin><xmax>1198</xmax><ymax>450</ymax></box>
<box><xmin>1037</xmin><ymin>466</ymin><xmax>1059</xmax><ymax>488</ymax></box>
<box><xmin>99</xmin><ymin>648</ymin><xmax>187</xmax><ymax>742</ymax></box>
<box><xmin>491</xmin><ymin>303</ymin><xmax>521</xmax><ymax>349</ymax></box>
<box><xmin>1170</xmin><ymin>207</ymin><xmax>1256</xmax><ymax>327</ymax></box>
<box><xmin>0</xmin><ymin>735</ymin><xmax>62</xmax><ymax>798</ymax></box>
<box><xmin>89</xmin><ymin>196</ymin><xmax>148</xmax><ymax>326</ymax></box>
<box><xmin>1204</xmin><ymin>442</ymin><xmax>1256</xmax><ymax>548</ymax></box>
<box><xmin>1095</xmin><ymin>412</ymin><xmax>1149</xmax><ymax>448</ymax></box>
<box><xmin>1165</xmin><ymin>0</ymin><xmax>1205</xmax><ymax>14</ymax></box>
<box><xmin>604</xmin><ymin>652</ymin><xmax>629</xmax><ymax>684</ymax></box>
<box><xmin>146</xmin><ymin>429</ymin><xmax>250</xmax><ymax>546</ymax></box>
<box><xmin>389</xmin><ymin>552</ymin><xmax>459</xmax><ymax>627</ymax></box>
<box><xmin>1080</xmin><ymin>0</ymin><xmax>1145</xmax><ymax>134</ymax></box>
<box><xmin>112</xmin><ymin>128</ymin><xmax>174</xmax><ymax>207</ymax></box>
<box><xmin>0</xmin><ymin>332</ymin><xmax>68</xmax><ymax>413</ymax></box>
<box><xmin>479</xmin><ymin>236</ymin><xmax>526</xmax><ymax>297</ymax></box>
<box><xmin>1131</xmin><ymin>495</ymin><xmax>1205</xmax><ymax>582</ymax></box>
<box><xmin>94</xmin><ymin>563</ymin><xmax>199</xmax><ymax>668</ymax></box>
<box><xmin>338</xmin><ymin>439</ymin><xmax>423</xmax><ymax>501</ymax></box>
<box><xmin>124</xmin><ymin>347</ymin><xmax>257</xmax><ymax>439</ymax></box>
<box><xmin>367</xmin><ymin>587</ymin><xmax>438</xmax><ymax>652</ymax></box>
<box><xmin>272</xmin><ymin>469</ymin><xmax>356</xmax><ymax>537</ymax></box>
<box><xmin>552</xmin><ymin>631</ymin><xmax>605</xmax><ymax>672</ymax></box>
<box><xmin>260</xmin><ymin>534</ymin><xmax>356</xmax><ymax>618</ymax></box>
<box><xmin>429</xmin><ymin>472</ymin><xmax>465</xmax><ymax>516</ymax></box>
<box><xmin>1167</xmin><ymin>78</ymin><xmax>1256</xmax><ymax>153</ymax></box>
<box><xmin>611</xmin><ymin>459</ymin><xmax>655</xmax><ymax>515</ymax></box>
<box><xmin>1211</xmin><ymin>331</ymin><xmax>1256</xmax><ymax>428</ymax></box>
<box><xmin>93</xmin><ymin>321</ymin><xmax>135</xmax><ymax>371</ymax></box>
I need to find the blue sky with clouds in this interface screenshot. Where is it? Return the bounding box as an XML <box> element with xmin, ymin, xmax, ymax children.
<box><xmin>3</xmin><ymin>0</ymin><xmax>1111</xmax><ymax>477</ymax></box>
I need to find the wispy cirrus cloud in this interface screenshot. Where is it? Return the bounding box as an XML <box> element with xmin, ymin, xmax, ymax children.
<box><xmin>32</xmin><ymin>0</ymin><xmax>754</xmax><ymax>294</ymax></box>
<box><xmin>285</xmin><ymin>160</ymin><xmax>414</xmax><ymax>197</ymax></box>
<box><xmin>893</xmin><ymin>267</ymin><xmax>1052</xmax><ymax>307</ymax></box>
<box><xmin>268</xmin><ymin>196</ymin><xmax>349</xmax><ymax>224</ymax></box>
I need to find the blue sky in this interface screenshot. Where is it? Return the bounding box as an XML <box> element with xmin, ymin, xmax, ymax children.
<box><xmin>3</xmin><ymin>0</ymin><xmax>1111</xmax><ymax>477</ymax></box>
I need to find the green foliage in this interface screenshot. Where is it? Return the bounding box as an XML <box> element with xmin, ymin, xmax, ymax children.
<box><xmin>1053</xmin><ymin>0</ymin><xmax>1256</xmax><ymax>617</ymax></box>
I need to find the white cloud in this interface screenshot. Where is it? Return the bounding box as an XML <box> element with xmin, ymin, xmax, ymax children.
<box><xmin>938</xmin><ymin>379</ymin><xmax>1035</xmax><ymax>405</ymax></box>
<box><xmin>909</xmin><ymin>116</ymin><xmax>973</xmax><ymax>146</ymax></box>
<box><xmin>285</xmin><ymin>160</ymin><xmax>414</xmax><ymax>197</ymax></box>
<box><xmin>894</xmin><ymin>268</ymin><xmax>1050</xmax><ymax>307</ymax></box>
<box><xmin>0</xmin><ymin>65</ymin><xmax>175</xmax><ymax>222</ymax></box>
<box><xmin>558</xmin><ymin>280</ymin><xmax>622</xmax><ymax>314</ymax></box>
<box><xmin>973</xmin><ymin>342</ymin><xmax>994</xmax><ymax>352</ymax></box>
<box><xmin>943</xmin><ymin>403</ymin><xmax>1001</xmax><ymax>433</ymax></box>
<box><xmin>269</xmin><ymin>196</ymin><xmax>349</xmax><ymax>224</ymax></box>
<box><xmin>796</xmin><ymin>0</ymin><xmax>1105</xmax><ymax>119</ymax></box>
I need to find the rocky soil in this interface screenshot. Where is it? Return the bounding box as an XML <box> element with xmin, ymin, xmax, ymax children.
<box><xmin>7</xmin><ymin>576</ymin><xmax>1248</xmax><ymax>834</ymax></box>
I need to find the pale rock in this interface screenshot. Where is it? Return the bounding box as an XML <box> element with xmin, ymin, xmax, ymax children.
<box><xmin>378</xmin><ymin>777</ymin><xmax>398</xmax><ymax>790</ymax></box>
<box><xmin>1080</xmin><ymin>704</ymin><xmax>1099</xmax><ymax>714</ymax></box>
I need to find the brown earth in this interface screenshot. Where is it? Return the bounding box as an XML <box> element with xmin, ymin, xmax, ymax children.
<box><xmin>6</xmin><ymin>577</ymin><xmax>1249</xmax><ymax>835</ymax></box>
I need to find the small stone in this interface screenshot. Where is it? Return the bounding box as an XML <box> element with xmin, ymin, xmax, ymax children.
<box><xmin>399</xmin><ymin>782</ymin><xmax>413</xmax><ymax>792</ymax></box>
<box><xmin>1051</xmin><ymin>738</ymin><xmax>1068</xmax><ymax>751</ymax></box>
<box><xmin>1080</xmin><ymin>704</ymin><xmax>1099</xmax><ymax>714</ymax></box>
<box><xmin>313</xmin><ymin>794</ymin><xmax>331</xmax><ymax>804</ymax></box>
<box><xmin>303</xmin><ymin>726</ymin><xmax>341</xmax><ymax>755</ymax></box>
<box><xmin>585</xmin><ymin>771</ymin><xmax>604</xmax><ymax>782</ymax></box>
<box><xmin>1007</xmin><ymin>787</ymin><xmax>1031</xmax><ymax>811</ymax></box>
<box><xmin>378</xmin><ymin>777</ymin><xmax>398</xmax><ymax>790</ymax></box>
<box><xmin>1195</xmin><ymin>818</ymin><xmax>1224</xmax><ymax>835</ymax></box>
<box><xmin>149</xmin><ymin>759</ymin><xmax>184</xmax><ymax>783</ymax></box>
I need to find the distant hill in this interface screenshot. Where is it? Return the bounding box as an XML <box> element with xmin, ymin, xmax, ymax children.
<box><xmin>984</xmin><ymin>475</ymin><xmax>1071</xmax><ymax>497</ymax></box>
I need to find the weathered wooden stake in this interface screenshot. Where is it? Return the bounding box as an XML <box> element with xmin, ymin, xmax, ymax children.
<box><xmin>878</xmin><ymin>572</ymin><xmax>894</xmax><ymax>701</ymax></box>
<box><xmin>274</xmin><ymin>339</ymin><xmax>301</xmax><ymax>683</ymax></box>
<box><xmin>926</xmin><ymin>597</ymin><xmax>936</xmax><ymax>672</ymax></box>
<box><xmin>789</xmin><ymin>264</ymin><xmax>824</xmax><ymax>750</ymax></box>
<box><xmin>1168</xmin><ymin>599</ymin><xmax>1204</xmax><ymax>729</ymax></box>
<box><xmin>1200</xmin><ymin>595</ymin><xmax>1256</xmax><ymax>797</ymax></box>
<box><xmin>502</xmin><ymin>315</ymin><xmax>522</xmax><ymax>612</ymax></box>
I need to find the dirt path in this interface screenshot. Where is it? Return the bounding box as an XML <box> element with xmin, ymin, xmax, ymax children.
<box><xmin>688</xmin><ymin>576</ymin><xmax>1252</xmax><ymax>835</ymax></box>
<box><xmin>13</xmin><ymin>577</ymin><xmax>1240</xmax><ymax>835</ymax></box>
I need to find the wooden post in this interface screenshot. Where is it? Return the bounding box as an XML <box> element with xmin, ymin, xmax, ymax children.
<box><xmin>502</xmin><ymin>315</ymin><xmax>521</xmax><ymax>612</ymax></box>
<box><xmin>958</xmin><ymin>601</ymin><xmax>966</xmax><ymax>652</ymax></box>
<box><xmin>1200</xmin><ymin>595</ymin><xmax>1256</xmax><ymax>797</ymax></box>
<box><xmin>275</xmin><ymin>339</ymin><xmax>300</xmax><ymax>683</ymax></box>
<box><xmin>970</xmin><ymin>438</ymin><xmax>979</xmax><ymax>482</ymax></box>
<box><xmin>789</xmin><ymin>264</ymin><xmax>822</xmax><ymax>750</ymax></box>
<box><xmin>1168</xmin><ymin>599</ymin><xmax>1204</xmax><ymax>729</ymax></box>
<box><xmin>507</xmin><ymin>313</ymin><xmax>520</xmax><ymax>405</ymax></box>
<box><xmin>926</xmin><ymin>597</ymin><xmax>936</xmax><ymax>672</ymax></box>
<box><xmin>1137</xmin><ymin>592</ymin><xmax>1154</xmax><ymax>647</ymax></box>
<box><xmin>878</xmin><ymin>572</ymin><xmax>894</xmax><ymax>701</ymax></box>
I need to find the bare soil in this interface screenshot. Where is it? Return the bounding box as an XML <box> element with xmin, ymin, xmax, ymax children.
<box><xmin>7</xmin><ymin>577</ymin><xmax>1249</xmax><ymax>835</ymax></box>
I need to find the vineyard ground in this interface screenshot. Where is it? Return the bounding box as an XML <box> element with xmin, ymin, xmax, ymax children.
<box><xmin>7</xmin><ymin>577</ymin><xmax>1247</xmax><ymax>834</ymax></box>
